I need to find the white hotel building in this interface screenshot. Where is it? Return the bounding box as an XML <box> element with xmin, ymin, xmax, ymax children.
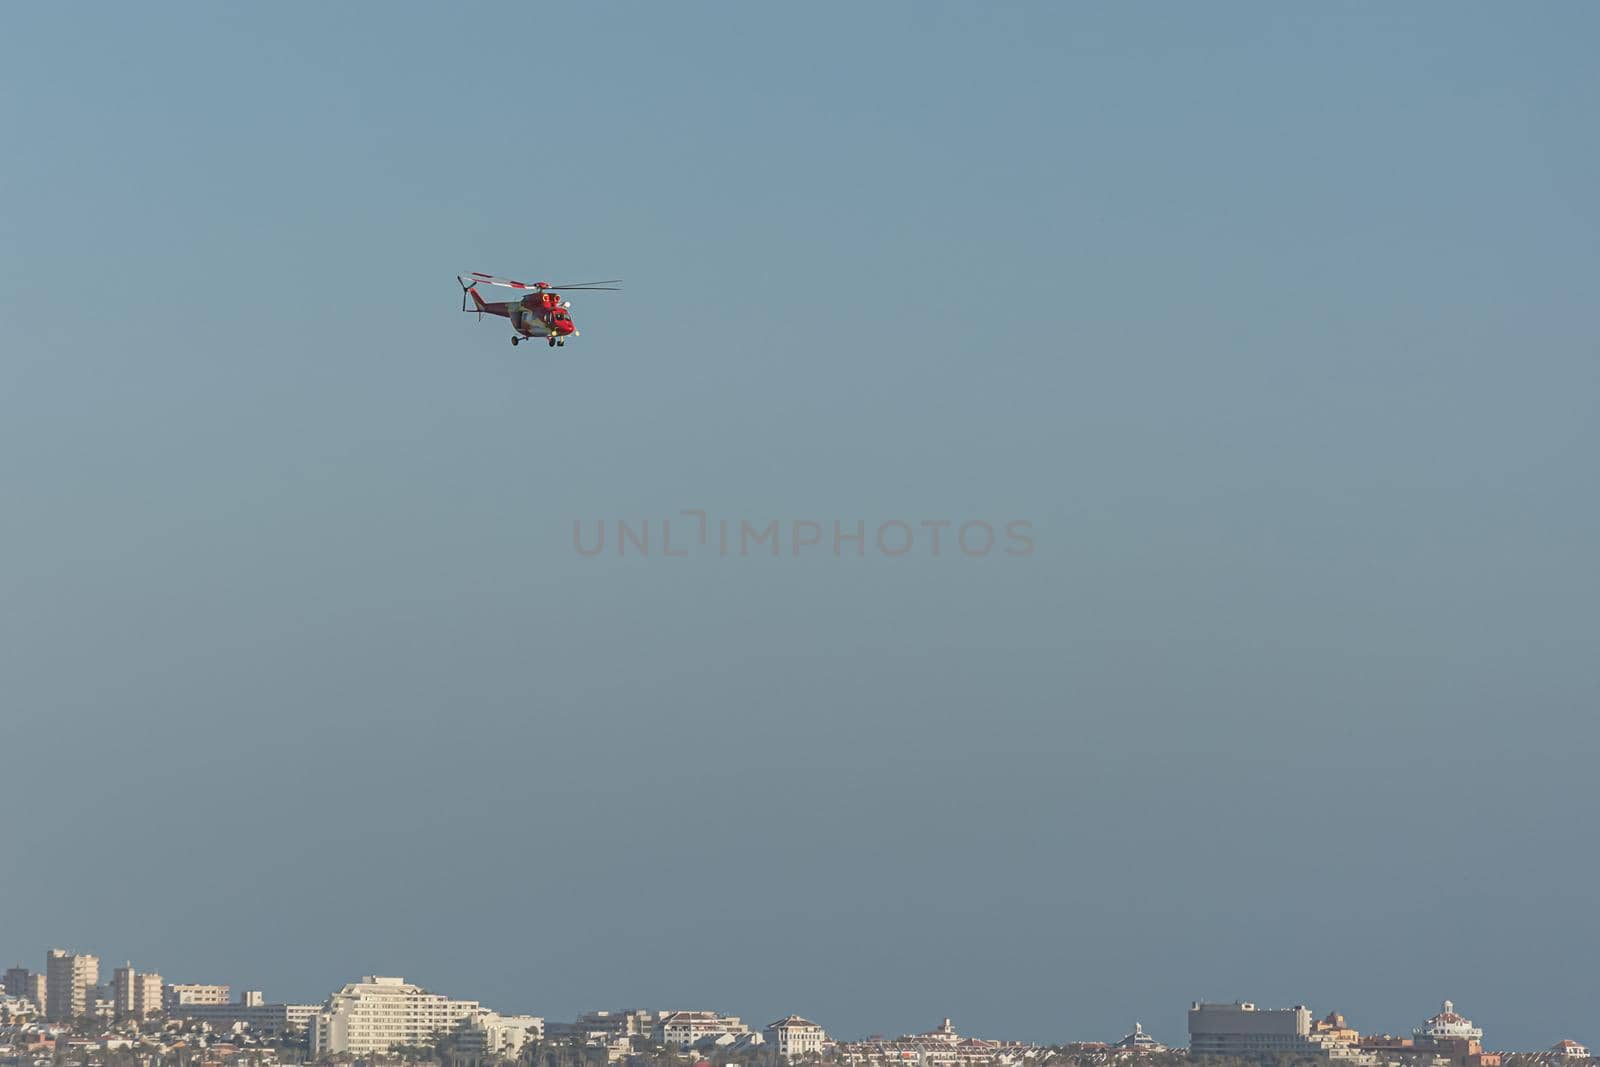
<box><xmin>765</xmin><ymin>1017</ymin><xmax>828</xmax><ymax>1059</ymax></box>
<box><xmin>655</xmin><ymin>1012</ymin><xmax>752</xmax><ymax>1048</ymax></box>
<box><xmin>311</xmin><ymin>977</ymin><xmax>482</xmax><ymax>1056</ymax></box>
<box><xmin>451</xmin><ymin>1012</ymin><xmax>546</xmax><ymax>1067</ymax></box>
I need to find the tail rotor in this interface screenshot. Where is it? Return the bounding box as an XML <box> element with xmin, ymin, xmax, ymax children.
<box><xmin>457</xmin><ymin>275</ymin><xmax>483</xmax><ymax>319</ymax></box>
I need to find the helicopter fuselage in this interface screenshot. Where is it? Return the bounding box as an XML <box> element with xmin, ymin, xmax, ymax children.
<box><xmin>457</xmin><ymin>273</ymin><xmax>618</xmax><ymax>348</ymax></box>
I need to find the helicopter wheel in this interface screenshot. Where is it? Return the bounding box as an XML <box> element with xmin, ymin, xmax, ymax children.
<box><xmin>511</xmin><ymin>336</ymin><xmax>520</xmax><ymax>346</ymax></box>
<box><xmin>548</xmin><ymin>337</ymin><xmax>557</xmax><ymax>348</ymax></box>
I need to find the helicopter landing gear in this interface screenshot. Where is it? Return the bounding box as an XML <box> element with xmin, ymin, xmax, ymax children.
<box><xmin>511</xmin><ymin>336</ymin><xmax>520</xmax><ymax>346</ymax></box>
<box><xmin>556</xmin><ymin>338</ymin><xmax>565</xmax><ymax>347</ymax></box>
<box><xmin>548</xmin><ymin>336</ymin><xmax>557</xmax><ymax>348</ymax></box>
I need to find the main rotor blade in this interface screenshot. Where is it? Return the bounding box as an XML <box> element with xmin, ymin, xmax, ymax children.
<box><xmin>464</xmin><ymin>272</ymin><xmax>543</xmax><ymax>290</ymax></box>
<box><xmin>546</xmin><ymin>279</ymin><xmax>622</xmax><ymax>290</ymax></box>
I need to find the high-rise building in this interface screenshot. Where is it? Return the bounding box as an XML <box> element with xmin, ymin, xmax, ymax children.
<box><xmin>137</xmin><ymin>974</ymin><xmax>164</xmax><ymax>1017</ymax></box>
<box><xmin>2</xmin><ymin>969</ymin><xmax>25</xmax><ymax>999</ymax></box>
<box><xmin>112</xmin><ymin>965</ymin><xmax>164</xmax><ymax>1019</ymax></box>
<box><xmin>4</xmin><ymin>968</ymin><xmax>46</xmax><ymax>1015</ymax></box>
<box><xmin>45</xmin><ymin>950</ymin><xmax>99</xmax><ymax>1021</ymax></box>
<box><xmin>310</xmin><ymin>976</ymin><xmax>483</xmax><ymax>1056</ymax></box>
<box><xmin>112</xmin><ymin>966</ymin><xmax>136</xmax><ymax>1017</ymax></box>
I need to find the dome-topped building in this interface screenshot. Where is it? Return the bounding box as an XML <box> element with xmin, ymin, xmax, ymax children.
<box><xmin>1112</xmin><ymin>1023</ymin><xmax>1167</xmax><ymax>1054</ymax></box>
<box><xmin>1416</xmin><ymin>1001</ymin><xmax>1484</xmax><ymax>1044</ymax></box>
<box><xmin>1403</xmin><ymin>1000</ymin><xmax>1498</xmax><ymax>1067</ymax></box>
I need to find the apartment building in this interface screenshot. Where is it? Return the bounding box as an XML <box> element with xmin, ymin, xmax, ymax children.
<box><xmin>3</xmin><ymin>969</ymin><xmax>46</xmax><ymax>1015</ymax></box>
<box><xmin>450</xmin><ymin>1012</ymin><xmax>545</xmax><ymax>1067</ymax></box>
<box><xmin>45</xmin><ymin>950</ymin><xmax>99</xmax><ymax>1021</ymax></box>
<box><xmin>165</xmin><ymin>983</ymin><xmax>232</xmax><ymax>1012</ymax></box>
<box><xmin>112</xmin><ymin>965</ymin><xmax>164</xmax><ymax>1019</ymax></box>
<box><xmin>310</xmin><ymin>976</ymin><xmax>482</xmax><ymax>1056</ymax></box>
<box><xmin>656</xmin><ymin>1011</ymin><xmax>750</xmax><ymax>1048</ymax></box>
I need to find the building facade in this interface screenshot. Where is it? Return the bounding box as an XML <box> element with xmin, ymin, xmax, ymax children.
<box><xmin>549</xmin><ymin>1010</ymin><xmax>659</xmax><ymax>1041</ymax></box>
<box><xmin>0</xmin><ymin>993</ymin><xmax>38</xmax><ymax>1021</ymax></box>
<box><xmin>165</xmin><ymin>983</ymin><xmax>232</xmax><ymax>1012</ymax></box>
<box><xmin>45</xmin><ymin>950</ymin><xmax>100</xmax><ymax>1021</ymax></box>
<box><xmin>450</xmin><ymin>1012</ymin><xmax>545</xmax><ymax>1067</ymax></box>
<box><xmin>3</xmin><ymin>968</ymin><xmax>46</xmax><ymax>1015</ymax></box>
<box><xmin>1410</xmin><ymin>1001</ymin><xmax>1500</xmax><ymax>1067</ymax></box>
<box><xmin>655</xmin><ymin>1012</ymin><xmax>751</xmax><ymax>1048</ymax></box>
<box><xmin>1189</xmin><ymin>1003</ymin><xmax>1316</xmax><ymax>1057</ymax></box>
<box><xmin>766</xmin><ymin>1017</ymin><xmax>828</xmax><ymax>1059</ymax></box>
<box><xmin>112</xmin><ymin>965</ymin><xmax>164</xmax><ymax>1019</ymax></box>
<box><xmin>310</xmin><ymin>976</ymin><xmax>482</xmax><ymax>1056</ymax></box>
<box><xmin>1415</xmin><ymin>1002</ymin><xmax>1483</xmax><ymax>1045</ymax></box>
<box><xmin>179</xmin><ymin>995</ymin><xmax>322</xmax><ymax>1037</ymax></box>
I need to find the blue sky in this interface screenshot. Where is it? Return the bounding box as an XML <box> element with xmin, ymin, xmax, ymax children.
<box><xmin>2</xmin><ymin>1</ymin><xmax>1598</xmax><ymax>1051</ymax></box>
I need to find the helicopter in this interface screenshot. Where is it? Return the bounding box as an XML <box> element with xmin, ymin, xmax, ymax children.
<box><xmin>456</xmin><ymin>272</ymin><xmax>621</xmax><ymax>347</ymax></box>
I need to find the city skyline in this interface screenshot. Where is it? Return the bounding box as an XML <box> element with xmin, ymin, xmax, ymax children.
<box><xmin>2</xmin><ymin>945</ymin><xmax>1589</xmax><ymax>1054</ymax></box>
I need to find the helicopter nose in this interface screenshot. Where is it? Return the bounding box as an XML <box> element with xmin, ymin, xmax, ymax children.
<box><xmin>559</xmin><ymin>319</ymin><xmax>577</xmax><ymax>335</ymax></box>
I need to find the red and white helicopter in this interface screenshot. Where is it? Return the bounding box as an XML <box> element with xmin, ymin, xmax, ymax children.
<box><xmin>457</xmin><ymin>272</ymin><xmax>621</xmax><ymax>347</ymax></box>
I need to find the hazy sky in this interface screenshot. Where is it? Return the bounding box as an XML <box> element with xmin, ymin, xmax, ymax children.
<box><xmin>2</xmin><ymin>1</ymin><xmax>1597</xmax><ymax>1052</ymax></box>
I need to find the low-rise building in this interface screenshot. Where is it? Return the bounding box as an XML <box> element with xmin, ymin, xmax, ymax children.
<box><xmin>166</xmin><ymin>983</ymin><xmax>232</xmax><ymax>1012</ymax></box>
<box><xmin>655</xmin><ymin>1012</ymin><xmax>750</xmax><ymax>1048</ymax></box>
<box><xmin>1416</xmin><ymin>1002</ymin><xmax>1484</xmax><ymax>1046</ymax></box>
<box><xmin>178</xmin><ymin>993</ymin><xmax>322</xmax><ymax>1037</ymax></box>
<box><xmin>1358</xmin><ymin>1002</ymin><xmax>1499</xmax><ymax>1067</ymax></box>
<box><xmin>0</xmin><ymin>992</ymin><xmax>40</xmax><ymax>1021</ymax></box>
<box><xmin>1111</xmin><ymin>1023</ymin><xmax>1166</xmax><ymax>1054</ymax></box>
<box><xmin>766</xmin><ymin>1017</ymin><xmax>827</xmax><ymax>1059</ymax></box>
<box><xmin>834</xmin><ymin>1018</ymin><xmax>1034</xmax><ymax>1067</ymax></box>
<box><xmin>549</xmin><ymin>1010</ymin><xmax>659</xmax><ymax>1041</ymax></box>
<box><xmin>450</xmin><ymin>1012</ymin><xmax>545</xmax><ymax>1067</ymax></box>
<box><xmin>1412</xmin><ymin>1001</ymin><xmax>1500</xmax><ymax>1067</ymax></box>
